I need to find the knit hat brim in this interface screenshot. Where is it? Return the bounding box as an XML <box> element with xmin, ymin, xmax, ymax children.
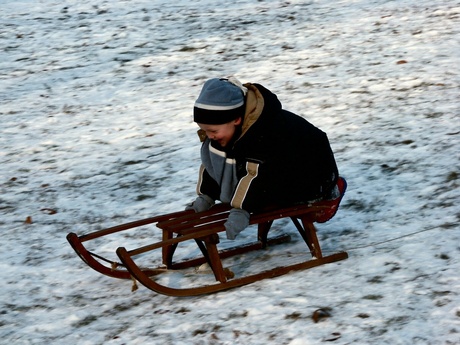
<box><xmin>194</xmin><ymin>103</ymin><xmax>245</xmax><ymax>124</ymax></box>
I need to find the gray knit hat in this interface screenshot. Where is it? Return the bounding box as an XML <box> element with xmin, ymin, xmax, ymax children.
<box><xmin>194</xmin><ymin>77</ymin><xmax>247</xmax><ymax>124</ymax></box>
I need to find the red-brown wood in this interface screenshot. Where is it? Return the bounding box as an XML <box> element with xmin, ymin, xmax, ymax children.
<box><xmin>67</xmin><ymin>177</ymin><xmax>348</xmax><ymax>296</ymax></box>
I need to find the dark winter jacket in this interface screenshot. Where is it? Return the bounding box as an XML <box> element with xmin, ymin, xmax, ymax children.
<box><xmin>195</xmin><ymin>83</ymin><xmax>339</xmax><ymax>213</ymax></box>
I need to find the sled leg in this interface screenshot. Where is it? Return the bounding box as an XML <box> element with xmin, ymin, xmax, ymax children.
<box><xmin>301</xmin><ymin>218</ymin><xmax>323</xmax><ymax>259</ymax></box>
<box><xmin>194</xmin><ymin>238</ymin><xmax>213</xmax><ymax>267</ymax></box>
<box><xmin>257</xmin><ymin>220</ymin><xmax>273</xmax><ymax>248</ymax></box>
<box><xmin>201</xmin><ymin>234</ymin><xmax>227</xmax><ymax>283</ymax></box>
<box><xmin>162</xmin><ymin>230</ymin><xmax>177</xmax><ymax>268</ymax></box>
<box><xmin>290</xmin><ymin>217</ymin><xmax>322</xmax><ymax>259</ymax></box>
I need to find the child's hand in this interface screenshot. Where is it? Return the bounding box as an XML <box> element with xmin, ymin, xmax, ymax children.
<box><xmin>185</xmin><ymin>195</ymin><xmax>215</xmax><ymax>213</ymax></box>
<box><xmin>224</xmin><ymin>208</ymin><xmax>250</xmax><ymax>240</ymax></box>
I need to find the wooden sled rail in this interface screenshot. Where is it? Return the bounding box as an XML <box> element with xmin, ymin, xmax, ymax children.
<box><xmin>117</xmin><ymin>248</ymin><xmax>348</xmax><ymax>297</ymax></box>
<box><xmin>67</xmin><ymin>177</ymin><xmax>348</xmax><ymax>296</ymax></box>
<box><xmin>66</xmin><ymin>208</ymin><xmax>201</xmax><ymax>279</ymax></box>
<box><xmin>66</xmin><ymin>203</ymin><xmax>234</xmax><ymax>279</ymax></box>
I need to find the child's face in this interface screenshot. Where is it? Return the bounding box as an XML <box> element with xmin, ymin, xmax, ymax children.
<box><xmin>197</xmin><ymin>118</ymin><xmax>242</xmax><ymax>147</ymax></box>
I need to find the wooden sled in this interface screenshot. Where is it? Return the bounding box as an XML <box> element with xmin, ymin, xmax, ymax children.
<box><xmin>67</xmin><ymin>177</ymin><xmax>348</xmax><ymax>297</ymax></box>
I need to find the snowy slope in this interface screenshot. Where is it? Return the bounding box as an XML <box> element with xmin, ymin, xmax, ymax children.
<box><xmin>1</xmin><ymin>0</ymin><xmax>459</xmax><ymax>344</ymax></box>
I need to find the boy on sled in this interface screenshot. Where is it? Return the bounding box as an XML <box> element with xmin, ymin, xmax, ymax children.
<box><xmin>187</xmin><ymin>77</ymin><xmax>340</xmax><ymax>240</ymax></box>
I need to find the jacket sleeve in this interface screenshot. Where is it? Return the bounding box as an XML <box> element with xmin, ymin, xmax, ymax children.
<box><xmin>229</xmin><ymin>161</ymin><xmax>261</xmax><ymax>211</ymax></box>
<box><xmin>196</xmin><ymin>164</ymin><xmax>221</xmax><ymax>201</ymax></box>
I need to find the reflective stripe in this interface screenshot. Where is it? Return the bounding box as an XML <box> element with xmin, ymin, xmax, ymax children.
<box><xmin>194</xmin><ymin>100</ymin><xmax>244</xmax><ymax>111</ymax></box>
<box><xmin>209</xmin><ymin>144</ymin><xmax>227</xmax><ymax>158</ymax></box>
<box><xmin>231</xmin><ymin>161</ymin><xmax>259</xmax><ymax>209</ymax></box>
<box><xmin>196</xmin><ymin>164</ymin><xmax>205</xmax><ymax>195</ymax></box>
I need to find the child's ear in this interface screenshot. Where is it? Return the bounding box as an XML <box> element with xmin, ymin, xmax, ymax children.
<box><xmin>234</xmin><ymin>117</ymin><xmax>242</xmax><ymax>125</ymax></box>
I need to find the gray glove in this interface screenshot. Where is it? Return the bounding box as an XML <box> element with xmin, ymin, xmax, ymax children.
<box><xmin>224</xmin><ymin>208</ymin><xmax>250</xmax><ymax>240</ymax></box>
<box><xmin>185</xmin><ymin>194</ymin><xmax>215</xmax><ymax>213</ymax></box>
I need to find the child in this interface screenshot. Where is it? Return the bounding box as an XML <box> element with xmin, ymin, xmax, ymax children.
<box><xmin>187</xmin><ymin>77</ymin><xmax>339</xmax><ymax>240</ymax></box>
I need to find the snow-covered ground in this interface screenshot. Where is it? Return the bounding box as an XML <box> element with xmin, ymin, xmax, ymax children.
<box><xmin>1</xmin><ymin>0</ymin><xmax>459</xmax><ymax>344</ymax></box>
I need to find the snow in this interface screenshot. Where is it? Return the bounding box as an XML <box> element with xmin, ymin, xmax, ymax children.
<box><xmin>1</xmin><ymin>0</ymin><xmax>459</xmax><ymax>344</ymax></box>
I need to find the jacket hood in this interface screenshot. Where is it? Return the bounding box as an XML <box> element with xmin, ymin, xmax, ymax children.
<box><xmin>240</xmin><ymin>83</ymin><xmax>282</xmax><ymax>138</ymax></box>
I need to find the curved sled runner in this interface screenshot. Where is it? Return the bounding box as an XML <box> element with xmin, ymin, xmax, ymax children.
<box><xmin>66</xmin><ymin>209</ymin><xmax>192</xmax><ymax>279</ymax></box>
<box><xmin>67</xmin><ymin>178</ymin><xmax>348</xmax><ymax>297</ymax></box>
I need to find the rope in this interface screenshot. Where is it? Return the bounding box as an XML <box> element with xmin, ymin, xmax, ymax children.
<box><xmin>87</xmin><ymin>250</ymin><xmax>126</xmax><ymax>268</ymax></box>
<box><xmin>327</xmin><ymin>223</ymin><xmax>457</xmax><ymax>253</ymax></box>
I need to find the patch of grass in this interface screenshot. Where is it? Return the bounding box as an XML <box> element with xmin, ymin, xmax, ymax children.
<box><xmin>179</xmin><ymin>45</ymin><xmax>207</xmax><ymax>52</ymax></box>
<box><xmin>363</xmin><ymin>294</ymin><xmax>384</xmax><ymax>301</ymax></box>
<box><xmin>435</xmin><ymin>299</ymin><xmax>451</xmax><ymax>307</ymax></box>
<box><xmin>369</xmin><ymin>327</ymin><xmax>388</xmax><ymax>337</ymax></box>
<box><xmin>367</xmin><ymin>276</ymin><xmax>384</xmax><ymax>284</ymax></box>
<box><xmin>122</xmin><ymin>160</ymin><xmax>144</xmax><ymax>166</ymax></box>
<box><xmin>192</xmin><ymin>329</ymin><xmax>207</xmax><ymax>336</ymax></box>
<box><xmin>73</xmin><ymin>315</ymin><xmax>98</xmax><ymax>327</ymax></box>
<box><xmin>425</xmin><ymin>112</ymin><xmax>444</xmax><ymax>119</ymax></box>
<box><xmin>446</xmin><ymin>171</ymin><xmax>458</xmax><ymax>182</ymax></box>
<box><xmin>356</xmin><ymin>313</ymin><xmax>370</xmax><ymax>318</ymax></box>
<box><xmin>112</xmin><ymin>302</ymin><xmax>136</xmax><ymax>313</ymax></box>
<box><xmin>285</xmin><ymin>312</ymin><xmax>302</xmax><ymax>320</ymax></box>
<box><xmin>436</xmin><ymin>253</ymin><xmax>450</xmax><ymax>260</ymax></box>
<box><xmin>136</xmin><ymin>194</ymin><xmax>153</xmax><ymax>201</ymax></box>
<box><xmin>399</xmin><ymin>139</ymin><xmax>414</xmax><ymax>145</ymax></box>
<box><xmin>385</xmin><ymin>315</ymin><xmax>410</xmax><ymax>327</ymax></box>
<box><xmin>431</xmin><ymin>290</ymin><xmax>452</xmax><ymax>297</ymax></box>
<box><xmin>211</xmin><ymin>325</ymin><xmax>222</xmax><ymax>332</ymax></box>
<box><xmin>385</xmin><ymin>262</ymin><xmax>401</xmax><ymax>273</ymax></box>
<box><xmin>342</xmin><ymin>199</ymin><xmax>371</xmax><ymax>212</ymax></box>
<box><xmin>339</xmin><ymin>228</ymin><xmax>359</xmax><ymax>236</ymax></box>
<box><xmin>175</xmin><ymin>307</ymin><xmax>191</xmax><ymax>314</ymax></box>
<box><xmin>227</xmin><ymin>310</ymin><xmax>248</xmax><ymax>319</ymax></box>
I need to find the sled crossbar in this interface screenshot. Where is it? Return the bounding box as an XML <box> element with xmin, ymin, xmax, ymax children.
<box><xmin>67</xmin><ymin>177</ymin><xmax>348</xmax><ymax>296</ymax></box>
